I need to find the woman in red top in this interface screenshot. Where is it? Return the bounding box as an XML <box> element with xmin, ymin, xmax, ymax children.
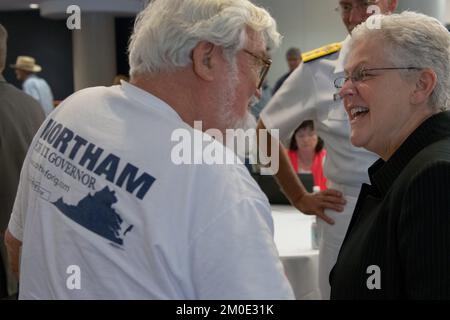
<box><xmin>288</xmin><ymin>120</ymin><xmax>327</xmax><ymax>190</ymax></box>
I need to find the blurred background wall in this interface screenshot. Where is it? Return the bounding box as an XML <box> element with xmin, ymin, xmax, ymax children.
<box><xmin>0</xmin><ymin>0</ymin><xmax>448</xmax><ymax>99</ymax></box>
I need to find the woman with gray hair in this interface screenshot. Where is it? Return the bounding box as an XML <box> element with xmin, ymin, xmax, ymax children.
<box><xmin>330</xmin><ymin>11</ymin><xmax>450</xmax><ymax>299</ymax></box>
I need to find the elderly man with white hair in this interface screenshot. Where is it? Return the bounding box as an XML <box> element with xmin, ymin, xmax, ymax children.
<box><xmin>331</xmin><ymin>11</ymin><xmax>450</xmax><ymax>299</ymax></box>
<box><xmin>4</xmin><ymin>0</ymin><xmax>294</xmax><ymax>299</ymax></box>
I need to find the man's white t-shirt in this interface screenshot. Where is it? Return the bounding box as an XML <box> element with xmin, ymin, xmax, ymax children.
<box><xmin>8</xmin><ymin>81</ymin><xmax>294</xmax><ymax>299</ymax></box>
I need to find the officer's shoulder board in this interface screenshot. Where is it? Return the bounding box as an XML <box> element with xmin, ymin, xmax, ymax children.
<box><xmin>301</xmin><ymin>42</ymin><xmax>342</xmax><ymax>63</ymax></box>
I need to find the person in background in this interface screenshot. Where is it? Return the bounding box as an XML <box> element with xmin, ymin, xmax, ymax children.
<box><xmin>288</xmin><ymin>121</ymin><xmax>327</xmax><ymax>191</ymax></box>
<box><xmin>272</xmin><ymin>47</ymin><xmax>302</xmax><ymax>95</ymax></box>
<box><xmin>10</xmin><ymin>55</ymin><xmax>54</xmax><ymax>116</ymax></box>
<box><xmin>0</xmin><ymin>24</ymin><xmax>45</xmax><ymax>299</ymax></box>
<box><xmin>256</xmin><ymin>0</ymin><xmax>398</xmax><ymax>299</ymax></box>
<box><xmin>4</xmin><ymin>0</ymin><xmax>294</xmax><ymax>299</ymax></box>
<box><xmin>331</xmin><ymin>11</ymin><xmax>450</xmax><ymax>299</ymax></box>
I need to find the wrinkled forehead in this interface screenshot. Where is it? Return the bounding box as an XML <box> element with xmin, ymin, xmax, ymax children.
<box><xmin>344</xmin><ymin>38</ymin><xmax>384</xmax><ymax>72</ymax></box>
<box><xmin>339</xmin><ymin>0</ymin><xmax>380</xmax><ymax>5</ymax></box>
<box><xmin>339</xmin><ymin>0</ymin><xmax>394</xmax><ymax>13</ymax></box>
<box><xmin>246</xmin><ymin>28</ymin><xmax>267</xmax><ymax>53</ymax></box>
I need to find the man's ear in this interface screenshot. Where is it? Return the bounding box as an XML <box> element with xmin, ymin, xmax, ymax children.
<box><xmin>192</xmin><ymin>41</ymin><xmax>216</xmax><ymax>81</ymax></box>
<box><xmin>410</xmin><ymin>68</ymin><xmax>437</xmax><ymax>105</ymax></box>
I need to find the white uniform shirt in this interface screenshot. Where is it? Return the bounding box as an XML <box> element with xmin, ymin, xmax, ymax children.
<box><xmin>8</xmin><ymin>81</ymin><xmax>294</xmax><ymax>299</ymax></box>
<box><xmin>23</xmin><ymin>75</ymin><xmax>54</xmax><ymax>116</ymax></box>
<box><xmin>261</xmin><ymin>36</ymin><xmax>378</xmax><ymax>187</ymax></box>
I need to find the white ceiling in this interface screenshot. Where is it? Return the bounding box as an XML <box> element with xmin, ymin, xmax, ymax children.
<box><xmin>2</xmin><ymin>0</ymin><xmax>450</xmax><ymax>23</ymax></box>
<box><xmin>0</xmin><ymin>0</ymin><xmax>147</xmax><ymax>18</ymax></box>
<box><xmin>0</xmin><ymin>0</ymin><xmax>147</xmax><ymax>12</ymax></box>
<box><xmin>0</xmin><ymin>0</ymin><xmax>46</xmax><ymax>11</ymax></box>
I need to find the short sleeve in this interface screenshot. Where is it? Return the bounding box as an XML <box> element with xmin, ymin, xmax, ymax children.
<box><xmin>189</xmin><ymin>197</ymin><xmax>294</xmax><ymax>299</ymax></box>
<box><xmin>7</xmin><ymin>129</ymin><xmax>43</xmax><ymax>241</ymax></box>
<box><xmin>398</xmin><ymin>161</ymin><xmax>450</xmax><ymax>299</ymax></box>
<box><xmin>7</xmin><ymin>154</ymin><xmax>32</xmax><ymax>241</ymax></box>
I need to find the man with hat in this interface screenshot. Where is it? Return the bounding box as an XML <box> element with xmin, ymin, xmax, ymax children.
<box><xmin>11</xmin><ymin>55</ymin><xmax>54</xmax><ymax>116</ymax></box>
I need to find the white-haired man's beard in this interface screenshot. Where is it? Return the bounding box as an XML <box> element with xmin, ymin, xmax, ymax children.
<box><xmin>228</xmin><ymin>108</ymin><xmax>257</xmax><ymax>130</ymax></box>
<box><xmin>218</xmin><ymin>65</ymin><xmax>258</xmax><ymax>132</ymax></box>
<box><xmin>235</xmin><ymin>95</ymin><xmax>258</xmax><ymax>130</ymax></box>
<box><xmin>227</xmin><ymin>96</ymin><xmax>259</xmax><ymax>161</ymax></box>
<box><xmin>215</xmin><ymin>64</ymin><xmax>260</xmax><ymax>160</ymax></box>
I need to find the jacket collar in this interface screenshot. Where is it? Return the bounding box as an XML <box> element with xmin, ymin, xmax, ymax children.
<box><xmin>369</xmin><ymin>111</ymin><xmax>450</xmax><ymax>196</ymax></box>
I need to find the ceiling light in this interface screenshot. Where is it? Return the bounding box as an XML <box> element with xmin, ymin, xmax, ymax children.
<box><xmin>30</xmin><ymin>4</ymin><xmax>40</xmax><ymax>9</ymax></box>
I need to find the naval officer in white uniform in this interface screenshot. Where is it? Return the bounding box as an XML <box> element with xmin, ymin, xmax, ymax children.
<box><xmin>257</xmin><ymin>0</ymin><xmax>398</xmax><ymax>299</ymax></box>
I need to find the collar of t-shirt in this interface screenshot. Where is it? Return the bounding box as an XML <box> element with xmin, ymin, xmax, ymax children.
<box><xmin>334</xmin><ymin>34</ymin><xmax>352</xmax><ymax>75</ymax></box>
<box><xmin>120</xmin><ymin>80</ymin><xmax>183</xmax><ymax>123</ymax></box>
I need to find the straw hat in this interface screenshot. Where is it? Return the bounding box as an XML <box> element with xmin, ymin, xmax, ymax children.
<box><xmin>10</xmin><ymin>56</ymin><xmax>42</xmax><ymax>72</ymax></box>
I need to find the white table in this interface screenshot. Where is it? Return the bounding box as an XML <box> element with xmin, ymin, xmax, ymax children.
<box><xmin>272</xmin><ymin>205</ymin><xmax>321</xmax><ymax>300</ymax></box>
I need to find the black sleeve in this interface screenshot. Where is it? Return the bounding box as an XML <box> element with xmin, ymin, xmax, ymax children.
<box><xmin>398</xmin><ymin>161</ymin><xmax>450</xmax><ymax>299</ymax></box>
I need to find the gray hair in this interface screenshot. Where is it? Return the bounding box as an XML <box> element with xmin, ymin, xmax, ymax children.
<box><xmin>0</xmin><ymin>24</ymin><xmax>7</xmax><ymax>73</ymax></box>
<box><xmin>350</xmin><ymin>11</ymin><xmax>450</xmax><ymax>111</ymax></box>
<box><xmin>128</xmin><ymin>0</ymin><xmax>281</xmax><ymax>76</ymax></box>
